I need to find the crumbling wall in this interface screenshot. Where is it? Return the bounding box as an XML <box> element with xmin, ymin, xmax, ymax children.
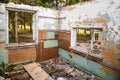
<box><xmin>36</xmin><ymin>8</ymin><xmax>59</xmax><ymax>62</ymax></box>
<box><xmin>6</xmin><ymin>3</ymin><xmax>58</xmax><ymax>42</ymax></box>
<box><xmin>59</xmin><ymin>0</ymin><xmax>120</xmax><ymax>80</ymax></box>
<box><xmin>59</xmin><ymin>48</ymin><xmax>120</xmax><ymax>80</ymax></box>
<box><xmin>0</xmin><ymin>3</ymin><xmax>59</xmax><ymax>64</ymax></box>
<box><xmin>37</xmin><ymin>30</ymin><xmax>59</xmax><ymax>61</ymax></box>
<box><xmin>60</xmin><ymin>0</ymin><xmax>120</xmax><ymax>66</ymax></box>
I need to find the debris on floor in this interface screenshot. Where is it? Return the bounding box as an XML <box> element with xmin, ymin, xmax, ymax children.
<box><xmin>40</xmin><ymin>57</ymin><xmax>103</xmax><ymax>80</ymax></box>
<box><xmin>23</xmin><ymin>62</ymin><xmax>53</xmax><ymax>80</ymax></box>
<box><xmin>0</xmin><ymin>57</ymin><xmax>103</xmax><ymax>80</ymax></box>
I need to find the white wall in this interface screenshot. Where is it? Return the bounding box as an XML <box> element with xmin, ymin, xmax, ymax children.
<box><xmin>60</xmin><ymin>0</ymin><xmax>120</xmax><ymax>44</ymax></box>
<box><xmin>2</xmin><ymin>3</ymin><xmax>59</xmax><ymax>43</ymax></box>
<box><xmin>1</xmin><ymin>0</ymin><xmax>120</xmax><ymax>44</ymax></box>
<box><xmin>37</xmin><ymin>8</ymin><xmax>58</xmax><ymax>30</ymax></box>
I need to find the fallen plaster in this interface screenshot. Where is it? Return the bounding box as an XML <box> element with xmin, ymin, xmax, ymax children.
<box><xmin>0</xmin><ymin>57</ymin><xmax>102</xmax><ymax>80</ymax></box>
<box><xmin>41</xmin><ymin>57</ymin><xmax>102</xmax><ymax>80</ymax></box>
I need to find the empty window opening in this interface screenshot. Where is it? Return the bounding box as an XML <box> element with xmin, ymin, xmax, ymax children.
<box><xmin>70</xmin><ymin>28</ymin><xmax>103</xmax><ymax>59</ymax></box>
<box><xmin>76</xmin><ymin>29</ymin><xmax>102</xmax><ymax>54</ymax></box>
<box><xmin>8</xmin><ymin>11</ymin><xmax>33</xmax><ymax>43</ymax></box>
<box><xmin>77</xmin><ymin>29</ymin><xmax>91</xmax><ymax>43</ymax></box>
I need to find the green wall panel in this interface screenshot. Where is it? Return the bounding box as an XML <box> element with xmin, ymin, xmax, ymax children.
<box><xmin>47</xmin><ymin>31</ymin><xmax>55</xmax><ymax>39</ymax></box>
<box><xmin>0</xmin><ymin>49</ymin><xmax>8</xmax><ymax>64</ymax></box>
<box><xmin>44</xmin><ymin>40</ymin><xmax>58</xmax><ymax>48</ymax></box>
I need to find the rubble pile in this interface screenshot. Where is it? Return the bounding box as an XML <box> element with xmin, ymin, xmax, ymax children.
<box><xmin>0</xmin><ymin>57</ymin><xmax>103</xmax><ymax>80</ymax></box>
<box><xmin>2</xmin><ymin>64</ymin><xmax>33</xmax><ymax>80</ymax></box>
<box><xmin>41</xmin><ymin>57</ymin><xmax>102</xmax><ymax>80</ymax></box>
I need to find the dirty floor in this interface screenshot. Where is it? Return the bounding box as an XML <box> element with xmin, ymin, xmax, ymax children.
<box><xmin>2</xmin><ymin>57</ymin><xmax>103</xmax><ymax>80</ymax></box>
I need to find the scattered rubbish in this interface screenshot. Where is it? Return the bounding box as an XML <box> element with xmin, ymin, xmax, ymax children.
<box><xmin>41</xmin><ymin>57</ymin><xmax>102</xmax><ymax>80</ymax></box>
<box><xmin>23</xmin><ymin>62</ymin><xmax>53</xmax><ymax>80</ymax></box>
<box><xmin>1</xmin><ymin>57</ymin><xmax>103</xmax><ymax>80</ymax></box>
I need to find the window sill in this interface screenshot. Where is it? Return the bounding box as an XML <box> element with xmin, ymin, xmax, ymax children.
<box><xmin>5</xmin><ymin>42</ymin><xmax>36</xmax><ymax>49</ymax></box>
<box><xmin>70</xmin><ymin>46</ymin><xmax>103</xmax><ymax>62</ymax></box>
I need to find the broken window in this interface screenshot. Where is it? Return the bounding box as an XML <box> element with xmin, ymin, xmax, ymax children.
<box><xmin>8</xmin><ymin>11</ymin><xmax>34</xmax><ymax>43</ymax></box>
<box><xmin>70</xmin><ymin>27</ymin><xmax>103</xmax><ymax>60</ymax></box>
<box><xmin>76</xmin><ymin>29</ymin><xmax>102</xmax><ymax>54</ymax></box>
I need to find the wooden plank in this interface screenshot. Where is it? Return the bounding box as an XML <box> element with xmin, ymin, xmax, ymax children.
<box><xmin>36</xmin><ymin>43</ymin><xmax>40</xmax><ymax>62</ymax></box>
<box><xmin>58</xmin><ymin>31</ymin><xmax>71</xmax><ymax>41</ymax></box>
<box><xmin>24</xmin><ymin>62</ymin><xmax>53</xmax><ymax>80</ymax></box>
<box><xmin>59</xmin><ymin>40</ymin><xmax>70</xmax><ymax>51</ymax></box>
<box><xmin>36</xmin><ymin>42</ymin><xmax>58</xmax><ymax>62</ymax></box>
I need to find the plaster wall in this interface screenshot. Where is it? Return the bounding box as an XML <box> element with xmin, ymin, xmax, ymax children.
<box><xmin>60</xmin><ymin>0</ymin><xmax>120</xmax><ymax>66</ymax></box>
<box><xmin>59</xmin><ymin>0</ymin><xmax>120</xmax><ymax>79</ymax></box>
<box><xmin>60</xmin><ymin>0</ymin><xmax>120</xmax><ymax>43</ymax></box>
<box><xmin>0</xmin><ymin>3</ymin><xmax>58</xmax><ymax>64</ymax></box>
<box><xmin>0</xmin><ymin>3</ymin><xmax>8</xmax><ymax>64</ymax></box>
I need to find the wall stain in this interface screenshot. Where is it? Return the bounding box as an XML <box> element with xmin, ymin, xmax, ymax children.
<box><xmin>101</xmin><ymin>65</ymin><xmax>120</xmax><ymax>80</ymax></box>
<box><xmin>0</xmin><ymin>34</ymin><xmax>3</xmax><ymax>39</ymax></box>
<box><xmin>0</xmin><ymin>43</ymin><xmax>4</xmax><ymax>48</ymax></box>
<box><xmin>102</xmin><ymin>41</ymin><xmax>120</xmax><ymax>67</ymax></box>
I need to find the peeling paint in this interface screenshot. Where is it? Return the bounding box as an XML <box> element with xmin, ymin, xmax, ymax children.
<box><xmin>0</xmin><ymin>1</ymin><xmax>119</xmax><ymax>80</ymax></box>
<box><xmin>59</xmin><ymin>48</ymin><xmax>120</xmax><ymax>80</ymax></box>
<box><xmin>60</xmin><ymin>1</ymin><xmax>120</xmax><ymax>75</ymax></box>
<box><xmin>0</xmin><ymin>34</ymin><xmax>3</xmax><ymax>39</ymax></box>
<box><xmin>0</xmin><ymin>43</ymin><xmax>4</xmax><ymax>49</ymax></box>
<box><xmin>101</xmin><ymin>13</ymin><xmax>110</xmax><ymax>23</ymax></box>
<box><xmin>101</xmin><ymin>65</ymin><xmax>120</xmax><ymax>80</ymax></box>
